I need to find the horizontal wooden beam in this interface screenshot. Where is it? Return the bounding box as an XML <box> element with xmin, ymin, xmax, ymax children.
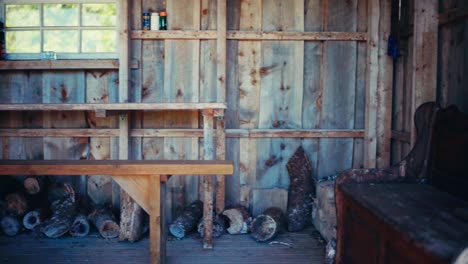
<box><xmin>439</xmin><ymin>7</ymin><xmax>468</xmax><ymax>25</ymax></box>
<box><xmin>0</xmin><ymin>128</ymin><xmax>364</xmax><ymax>138</ymax></box>
<box><xmin>0</xmin><ymin>160</ymin><xmax>234</xmax><ymax>176</ymax></box>
<box><xmin>391</xmin><ymin>130</ymin><xmax>411</xmax><ymax>143</ymax></box>
<box><xmin>0</xmin><ymin>102</ymin><xmax>227</xmax><ymax>111</ymax></box>
<box><xmin>0</xmin><ymin>60</ymin><xmax>139</xmax><ymax>71</ymax></box>
<box><xmin>131</xmin><ymin>30</ymin><xmax>367</xmax><ymax>41</ymax></box>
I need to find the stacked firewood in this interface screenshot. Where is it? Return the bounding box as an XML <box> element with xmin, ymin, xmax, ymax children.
<box><xmin>0</xmin><ymin>177</ymin><xmax>119</xmax><ymax>239</ymax></box>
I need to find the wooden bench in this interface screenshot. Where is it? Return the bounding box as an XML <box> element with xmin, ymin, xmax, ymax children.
<box><xmin>0</xmin><ymin>159</ymin><xmax>234</xmax><ymax>264</ymax></box>
<box><xmin>335</xmin><ymin>102</ymin><xmax>468</xmax><ymax>264</ymax></box>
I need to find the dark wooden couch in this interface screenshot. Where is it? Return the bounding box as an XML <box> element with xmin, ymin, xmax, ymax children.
<box><xmin>335</xmin><ymin>102</ymin><xmax>468</xmax><ymax>264</ymax></box>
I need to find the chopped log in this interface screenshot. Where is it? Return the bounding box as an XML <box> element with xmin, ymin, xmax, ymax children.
<box><xmin>169</xmin><ymin>200</ymin><xmax>203</xmax><ymax>239</ymax></box>
<box><xmin>286</xmin><ymin>146</ymin><xmax>314</xmax><ymax>232</ymax></box>
<box><xmin>250</xmin><ymin>207</ymin><xmax>285</xmax><ymax>242</ymax></box>
<box><xmin>119</xmin><ymin>191</ymin><xmax>143</xmax><ymax>242</ymax></box>
<box><xmin>23</xmin><ymin>210</ymin><xmax>43</xmax><ymax>230</ymax></box>
<box><xmin>1</xmin><ymin>215</ymin><xmax>22</xmax><ymax>236</ymax></box>
<box><xmin>222</xmin><ymin>204</ymin><xmax>251</xmax><ymax>234</ymax></box>
<box><xmin>197</xmin><ymin>214</ymin><xmax>226</xmax><ymax>238</ymax></box>
<box><xmin>42</xmin><ymin>197</ymin><xmax>76</xmax><ymax>238</ymax></box>
<box><xmin>69</xmin><ymin>214</ymin><xmax>90</xmax><ymax>237</ymax></box>
<box><xmin>48</xmin><ymin>182</ymin><xmax>75</xmax><ymax>203</ymax></box>
<box><xmin>89</xmin><ymin>206</ymin><xmax>119</xmax><ymax>239</ymax></box>
<box><xmin>24</xmin><ymin>177</ymin><xmax>46</xmax><ymax>195</ymax></box>
<box><xmin>5</xmin><ymin>192</ymin><xmax>28</xmax><ymax>216</ymax></box>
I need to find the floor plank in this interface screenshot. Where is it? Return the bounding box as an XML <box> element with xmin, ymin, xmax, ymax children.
<box><xmin>0</xmin><ymin>227</ymin><xmax>325</xmax><ymax>264</ymax></box>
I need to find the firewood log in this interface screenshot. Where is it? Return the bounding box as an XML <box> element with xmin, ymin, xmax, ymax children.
<box><xmin>42</xmin><ymin>197</ymin><xmax>76</xmax><ymax>238</ymax></box>
<box><xmin>89</xmin><ymin>206</ymin><xmax>119</xmax><ymax>239</ymax></box>
<box><xmin>286</xmin><ymin>146</ymin><xmax>314</xmax><ymax>232</ymax></box>
<box><xmin>169</xmin><ymin>200</ymin><xmax>203</xmax><ymax>239</ymax></box>
<box><xmin>197</xmin><ymin>214</ymin><xmax>226</xmax><ymax>238</ymax></box>
<box><xmin>1</xmin><ymin>215</ymin><xmax>22</xmax><ymax>236</ymax></box>
<box><xmin>5</xmin><ymin>192</ymin><xmax>28</xmax><ymax>216</ymax></box>
<box><xmin>48</xmin><ymin>182</ymin><xmax>75</xmax><ymax>203</ymax></box>
<box><xmin>222</xmin><ymin>204</ymin><xmax>251</xmax><ymax>234</ymax></box>
<box><xmin>119</xmin><ymin>191</ymin><xmax>143</xmax><ymax>242</ymax></box>
<box><xmin>24</xmin><ymin>177</ymin><xmax>46</xmax><ymax>195</ymax></box>
<box><xmin>250</xmin><ymin>207</ymin><xmax>285</xmax><ymax>242</ymax></box>
<box><xmin>23</xmin><ymin>210</ymin><xmax>43</xmax><ymax>230</ymax></box>
<box><xmin>69</xmin><ymin>214</ymin><xmax>90</xmax><ymax>237</ymax></box>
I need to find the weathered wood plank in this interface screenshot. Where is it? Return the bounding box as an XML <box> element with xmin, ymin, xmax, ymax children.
<box><xmin>411</xmin><ymin>0</ymin><xmax>438</xmax><ymax>145</ymax></box>
<box><xmin>149</xmin><ymin>174</ymin><xmax>161</xmax><ymax>264</ymax></box>
<box><xmin>238</xmin><ymin>0</ymin><xmax>262</xmax><ymax>211</ymax></box>
<box><xmin>0</xmin><ymin>103</ymin><xmax>227</xmax><ymax>111</ymax></box>
<box><xmin>202</xmin><ymin>111</ymin><xmax>215</xmax><ymax>249</ymax></box>
<box><xmin>0</xmin><ymin>60</ymin><xmax>139</xmax><ymax>71</ymax></box>
<box><xmin>318</xmin><ymin>0</ymin><xmax>357</xmax><ymax>177</ymax></box>
<box><xmin>131</xmin><ymin>30</ymin><xmax>368</xmax><ymax>41</ymax></box>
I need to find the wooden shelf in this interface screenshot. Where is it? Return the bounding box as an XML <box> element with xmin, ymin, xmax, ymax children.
<box><xmin>0</xmin><ymin>102</ymin><xmax>226</xmax><ymax>112</ymax></box>
<box><xmin>131</xmin><ymin>30</ymin><xmax>367</xmax><ymax>41</ymax></box>
<box><xmin>0</xmin><ymin>59</ymin><xmax>139</xmax><ymax>71</ymax></box>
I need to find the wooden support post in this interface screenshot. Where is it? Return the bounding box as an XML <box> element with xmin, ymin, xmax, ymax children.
<box><xmin>215</xmin><ymin>116</ymin><xmax>226</xmax><ymax>214</ymax></box>
<box><xmin>365</xmin><ymin>0</ymin><xmax>393</xmax><ymax>168</ymax></box>
<box><xmin>149</xmin><ymin>175</ymin><xmax>161</xmax><ymax>264</ymax></box>
<box><xmin>411</xmin><ymin>0</ymin><xmax>438</xmax><ymax>146</ymax></box>
<box><xmin>202</xmin><ymin>110</ymin><xmax>215</xmax><ymax>249</ymax></box>
<box><xmin>215</xmin><ymin>0</ymin><xmax>227</xmax><ymax>216</ymax></box>
<box><xmin>365</xmin><ymin>0</ymin><xmax>380</xmax><ymax>168</ymax></box>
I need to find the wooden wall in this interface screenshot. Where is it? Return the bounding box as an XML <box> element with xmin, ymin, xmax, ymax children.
<box><xmin>0</xmin><ymin>0</ymin><xmax>368</xmax><ymax>220</ymax></box>
<box><xmin>391</xmin><ymin>0</ymin><xmax>468</xmax><ymax>164</ymax></box>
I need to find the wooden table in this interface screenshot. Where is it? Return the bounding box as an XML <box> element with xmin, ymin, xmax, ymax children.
<box><xmin>0</xmin><ymin>159</ymin><xmax>234</xmax><ymax>264</ymax></box>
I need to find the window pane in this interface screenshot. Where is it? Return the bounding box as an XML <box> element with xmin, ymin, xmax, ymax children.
<box><xmin>82</xmin><ymin>30</ymin><xmax>116</xmax><ymax>52</ymax></box>
<box><xmin>6</xmin><ymin>5</ymin><xmax>40</xmax><ymax>27</ymax></box>
<box><xmin>44</xmin><ymin>30</ymin><xmax>79</xmax><ymax>52</ymax></box>
<box><xmin>82</xmin><ymin>4</ymin><xmax>116</xmax><ymax>26</ymax></box>
<box><xmin>6</xmin><ymin>31</ymin><xmax>41</xmax><ymax>53</ymax></box>
<box><xmin>44</xmin><ymin>4</ymin><xmax>79</xmax><ymax>27</ymax></box>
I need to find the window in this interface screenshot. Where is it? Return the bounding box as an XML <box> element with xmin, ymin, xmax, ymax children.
<box><xmin>1</xmin><ymin>0</ymin><xmax>117</xmax><ymax>60</ymax></box>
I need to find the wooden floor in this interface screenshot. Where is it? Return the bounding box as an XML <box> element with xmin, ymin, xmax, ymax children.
<box><xmin>0</xmin><ymin>227</ymin><xmax>325</xmax><ymax>264</ymax></box>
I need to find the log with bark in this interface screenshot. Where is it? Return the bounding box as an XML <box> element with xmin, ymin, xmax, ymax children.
<box><xmin>169</xmin><ymin>200</ymin><xmax>203</xmax><ymax>239</ymax></box>
<box><xmin>41</xmin><ymin>197</ymin><xmax>76</xmax><ymax>238</ymax></box>
<box><xmin>250</xmin><ymin>207</ymin><xmax>285</xmax><ymax>242</ymax></box>
<box><xmin>24</xmin><ymin>177</ymin><xmax>47</xmax><ymax>195</ymax></box>
<box><xmin>119</xmin><ymin>191</ymin><xmax>143</xmax><ymax>242</ymax></box>
<box><xmin>69</xmin><ymin>214</ymin><xmax>90</xmax><ymax>237</ymax></box>
<box><xmin>89</xmin><ymin>205</ymin><xmax>119</xmax><ymax>239</ymax></box>
<box><xmin>222</xmin><ymin>204</ymin><xmax>251</xmax><ymax>235</ymax></box>
<box><xmin>1</xmin><ymin>215</ymin><xmax>22</xmax><ymax>236</ymax></box>
<box><xmin>48</xmin><ymin>182</ymin><xmax>75</xmax><ymax>203</ymax></box>
<box><xmin>286</xmin><ymin>146</ymin><xmax>314</xmax><ymax>232</ymax></box>
<box><xmin>5</xmin><ymin>192</ymin><xmax>28</xmax><ymax>217</ymax></box>
<box><xmin>197</xmin><ymin>214</ymin><xmax>226</xmax><ymax>238</ymax></box>
<box><xmin>23</xmin><ymin>209</ymin><xmax>43</xmax><ymax>230</ymax></box>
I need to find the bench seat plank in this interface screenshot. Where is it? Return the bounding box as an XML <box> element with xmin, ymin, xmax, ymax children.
<box><xmin>340</xmin><ymin>183</ymin><xmax>468</xmax><ymax>263</ymax></box>
<box><xmin>0</xmin><ymin>160</ymin><xmax>234</xmax><ymax>176</ymax></box>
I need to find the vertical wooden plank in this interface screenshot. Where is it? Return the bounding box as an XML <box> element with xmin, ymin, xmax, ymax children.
<box><xmin>118</xmin><ymin>0</ymin><xmax>130</xmax><ymax>101</ymax></box>
<box><xmin>149</xmin><ymin>174</ymin><xmax>161</xmax><ymax>264</ymax></box>
<box><xmin>224</xmin><ymin>0</ymin><xmax>241</xmax><ymax>208</ymax></box>
<box><xmin>164</xmin><ymin>0</ymin><xmax>201</xmax><ymax>223</ymax></box>
<box><xmin>200</xmin><ymin>0</ymin><xmax>217</xmax><ymax>102</ymax></box>
<box><xmin>411</xmin><ymin>0</ymin><xmax>438</xmax><ymax>145</ymax></box>
<box><xmin>303</xmin><ymin>0</ymin><xmax>323</xmax><ymax>182</ymax></box>
<box><xmin>238</xmin><ymin>0</ymin><xmax>261</xmax><ymax>211</ymax></box>
<box><xmin>42</xmin><ymin>72</ymin><xmax>88</xmax><ymax>186</ymax></box>
<box><xmin>365</xmin><ymin>0</ymin><xmax>379</xmax><ymax>168</ymax></box>
<box><xmin>376</xmin><ymin>0</ymin><xmax>393</xmax><ymax>168</ymax></box>
<box><xmin>202</xmin><ymin>111</ymin><xmax>214</xmax><ymax>249</ymax></box>
<box><xmin>256</xmin><ymin>0</ymin><xmax>304</xmax><ymax>211</ymax></box>
<box><xmin>215</xmin><ymin>117</ymin><xmax>226</xmax><ymax>214</ymax></box>
<box><xmin>318</xmin><ymin>0</ymin><xmax>357</xmax><ymax>177</ymax></box>
<box><xmin>86</xmin><ymin>70</ymin><xmax>118</xmax><ymax>205</ymax></box>
<box><xmin>353</xmin><ymin>0</ymin><xmax>367</xmax><ymax>169</ymax></box>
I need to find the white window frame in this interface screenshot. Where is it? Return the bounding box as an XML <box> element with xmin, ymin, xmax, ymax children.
<box><xmin>0</xmin><ymin>0</ymin><xmax>117</xmax><ymax>60</ymax></box>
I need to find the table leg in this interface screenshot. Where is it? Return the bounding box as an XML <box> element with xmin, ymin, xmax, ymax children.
<box><xmin>150</xmin><ymin>175</ymin><xmax>161</xmax><ymax>264</ymax></box>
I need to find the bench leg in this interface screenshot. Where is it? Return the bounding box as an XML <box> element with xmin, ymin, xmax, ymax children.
<box><xmin>150</xmin><ymin>175</ymin><xmax>162</xmax><ymax>264</ymax></box>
